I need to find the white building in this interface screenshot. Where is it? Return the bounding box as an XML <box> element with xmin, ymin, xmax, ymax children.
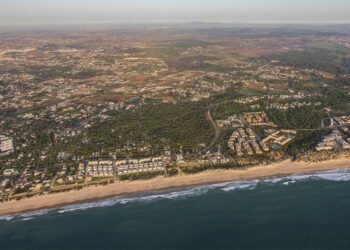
<box><xmin>0</xmin><ymin>135</ymin><xmax>14</xmax><ymax>156</ymax></box>
<box><xmin>316</xmin><ymin>130</ymin><xmax>350</xmax><ymax>151</ymax></box>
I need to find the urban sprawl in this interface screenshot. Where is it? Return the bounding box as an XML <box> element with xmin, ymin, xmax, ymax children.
<box><xmin>1</xmin><ymin>25</ymin><xmax>350</xmax><ymax>201</ymax></box>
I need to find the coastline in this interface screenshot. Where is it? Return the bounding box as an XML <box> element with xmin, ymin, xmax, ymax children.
<box><xmin>1</xmin><ymin>158</ymin><xmax>350</xmax><ymax>217</ymax></box>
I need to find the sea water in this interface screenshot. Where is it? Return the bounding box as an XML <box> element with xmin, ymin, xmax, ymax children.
<box><xmin>1</xmin><ymin>168</ymin><xmax>350</xmax><ymax>249</ymax></box>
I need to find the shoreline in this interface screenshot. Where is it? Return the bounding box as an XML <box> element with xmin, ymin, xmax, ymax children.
<box><xmin>1</xmin><ymin>158</ymin><xmax>350</xmax><ymax>217</ymax></box>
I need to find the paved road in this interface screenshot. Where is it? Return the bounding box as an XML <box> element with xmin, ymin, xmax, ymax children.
<box><xmin>206</xmin><ymin>109</ymin><xmax>222</xmax><ymax>151</ymax></box>
<box><xmin>294</xmin><ymin>125</ymin><xmax>342</xmax><ymax>132</ymax></box>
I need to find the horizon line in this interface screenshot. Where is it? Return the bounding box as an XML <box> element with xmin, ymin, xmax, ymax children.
<box><xmin>2</xmin><ymin>20</ymin><xmax>350</xmax><ymax>27</ymax></box>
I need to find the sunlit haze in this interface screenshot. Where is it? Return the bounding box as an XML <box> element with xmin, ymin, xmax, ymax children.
<box><xmin>1</xmin><ymin>0</ymin><xmax>350</xmax><ymax>25</ymax></box>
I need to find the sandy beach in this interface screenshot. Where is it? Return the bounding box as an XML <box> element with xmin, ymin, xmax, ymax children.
<box><xmin>1</xmin><ymin>158</ymin><xmax>350</xmax><ymax>216</ymax></box>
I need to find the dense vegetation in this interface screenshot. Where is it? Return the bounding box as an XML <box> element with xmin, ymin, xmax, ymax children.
<box><xmin>265</xmin><ymin>48</ymin><xmax>350</xmax><ymax>74</ymax></box>
<box><xmin>86</xmin><ymin>102</ymin><xmax>214</xmax><ymax>157</ymax></box>
<box><xmin>266</xmin><ymin>107</ymin><xmax>325</xmax><ymax>130</ymax></box>
<box><xmin>285</xmin><ymin>131</ymin><xmax>330</xmax><ymax>158</ymax></box>
<box><xmin>119</xmin><ymin>171</ymin><xmax>164</xmax><ymax>181</ymax></box>
<box><xmin>322</xmin><ymin>86</ymin><xmax>350</xmax><ymax>113</ymax></box>
<box><xmin>180</xmin><ymin>162</ymin><xmax>241</xmax><ymax>174</ymax></box>
<box><xmin>212</xmin><ymin>102</ymin><xmax>251</xmax><ymax>120</ymax></box>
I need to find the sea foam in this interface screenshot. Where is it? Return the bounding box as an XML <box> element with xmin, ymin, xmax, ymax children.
<box><xmin>263</xmin><ymin>168</ymin><xmax>350</xmax><ymax>184</ymax></box>
<box><xmin>2</xmin><ymin>167</ymin><xmax>350</xmax><ymax>222</ymax></box>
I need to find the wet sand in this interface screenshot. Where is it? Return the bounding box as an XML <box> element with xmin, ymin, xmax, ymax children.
<box><xmin>1</xmin><ymin>158</ymin><xmax>350</xmax><ymax>216</ymax></box>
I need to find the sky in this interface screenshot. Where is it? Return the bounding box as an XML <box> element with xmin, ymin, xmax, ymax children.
<box><xmin>0</xmin><ymin>0</ymin><xmax>350</xmax><ymax>25</ymax></box>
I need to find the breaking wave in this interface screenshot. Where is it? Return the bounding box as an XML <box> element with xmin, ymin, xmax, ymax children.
<box><xmin>263</xmin><ymin>168</ymin><xmax>350</xmax><ymax>184</ymax></box>
<box><xmin>0</xmin><ymin>209</ymin><xmax>49</xmax><ymax>222</ymax></box>
<box><xmin>1</xmin><ymin>167</ymin><xmax>350</xmax><ymax>222</ymax></box>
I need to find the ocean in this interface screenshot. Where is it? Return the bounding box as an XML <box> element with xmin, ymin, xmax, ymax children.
<box><xmin>1</xmin><ymin>168</ymin><xmax>350</xmax><ymax>249</ymax></box>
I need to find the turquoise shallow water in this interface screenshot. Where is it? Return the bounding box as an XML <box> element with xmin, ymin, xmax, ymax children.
<box><xmin>1</xmin><ymin>168</ymin><xmax>350</xmax><ymax>249</ymax></box>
